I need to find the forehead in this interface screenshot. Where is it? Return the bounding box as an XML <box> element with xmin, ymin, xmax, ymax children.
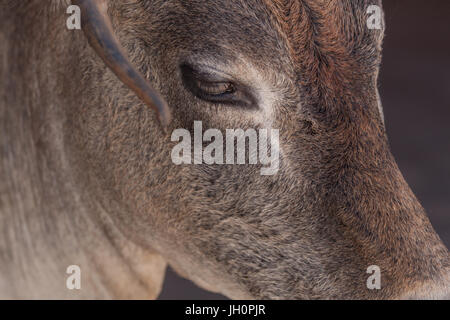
<box><xmin>148</xmin><ymin>0</ymin><xmax>383</xmax><ymax>71</ymax></box>
<box><xmin>149</xmin><ymin>0</ymin><xmax>283</xmax><ymax>64</ymax></box>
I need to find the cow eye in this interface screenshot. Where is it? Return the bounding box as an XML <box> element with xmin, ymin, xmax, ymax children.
<box><xmin>180</xmin><ymin>64</ymin><xmax>255</xmax><ymax>108</ymax></box>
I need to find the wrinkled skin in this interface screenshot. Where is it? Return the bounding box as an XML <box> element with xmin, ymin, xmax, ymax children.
<box><xmin>0</xmin><ymin>0</ymin><xmax>449</xmax><ymax>299</ymax></box>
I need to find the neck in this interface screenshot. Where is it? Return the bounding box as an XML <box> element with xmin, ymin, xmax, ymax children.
<box><xmin>0</xmin><ymin>3</ymin><xmax>166</xmax><ymax>299</ymax></box>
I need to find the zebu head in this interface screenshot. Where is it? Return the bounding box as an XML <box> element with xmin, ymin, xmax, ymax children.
<box><xmin>24</xmin><ymin>0</ymin><xmax>448</xmax><ymax>299</ymax></box>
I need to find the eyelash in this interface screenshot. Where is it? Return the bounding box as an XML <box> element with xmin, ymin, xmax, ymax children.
<box><xmin>194</xmin><ymin>80</ymin><xmax>235</xmax><ymax>96</ymax></box>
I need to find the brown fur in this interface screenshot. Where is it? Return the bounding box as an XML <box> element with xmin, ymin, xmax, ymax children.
<box><xmin>0</xmin><ymin>0</ymin><xmax>448</xmax><ymax>299</ymax></box>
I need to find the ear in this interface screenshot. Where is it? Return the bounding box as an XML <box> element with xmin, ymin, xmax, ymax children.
<box><xmin>73</xmin><ymin>0</ymin><xmax>171</xmax><ymax>126</ymax></box>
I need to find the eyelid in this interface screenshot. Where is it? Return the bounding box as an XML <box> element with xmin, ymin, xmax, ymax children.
<box><xmin>181</xmin><ymin>64</ymin><xmax>236</xmax><ymax>98</ymax></box>
<box><xmin>180</xmin><ymin>63</ymin><xmax>258</xmax><ymax>109</ymax></box>
<box><xmin>194</xmin><ymin>79</ymin><xmax>235</xmax><ymax>95</ymax></box>
<box><xmin>181</xmin><ymin>63</ymin><xmax>232</xmax><ymax>83</ymax></box>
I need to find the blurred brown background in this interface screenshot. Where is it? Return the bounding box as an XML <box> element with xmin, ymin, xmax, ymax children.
<box><xmin>158</xmin><ymin>0</ymin><xmax>450</xmax><ymax>299</ymax></box>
